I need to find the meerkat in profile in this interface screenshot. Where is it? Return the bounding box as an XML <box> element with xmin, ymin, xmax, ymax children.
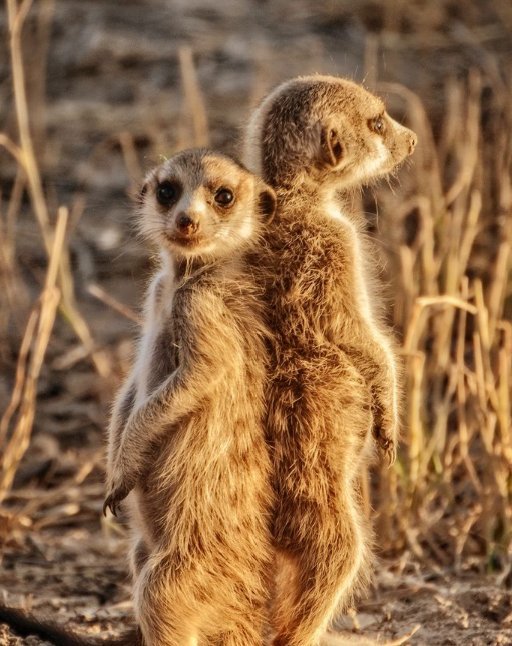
<box><xmin>242</xmin><ymin>75</ymin><xmax>417</xmax><ymax>646</ymax></box>
<box><xmin>0</xmin><ymin>150</ymin><xmax>277</xmax><ymax>646</ymax></box>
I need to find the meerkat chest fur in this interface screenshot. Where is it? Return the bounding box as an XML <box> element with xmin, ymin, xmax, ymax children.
<box><xmin>133</xmin><ymin>262</ymin><xmax>179</xmax><ymax>408</ymax></box>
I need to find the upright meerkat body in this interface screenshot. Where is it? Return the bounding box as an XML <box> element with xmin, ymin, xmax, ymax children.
<box><xmin>104</xmin><ymin>149</ymin><xmax>278</xmax><ymax>646</ymax></box>
<box><xmin>0</xmin><ymin>151</ymin><xmax>277</xmax><ymax>646</ymax></box>
<box><xmin>242</xmin><ymin>75</ymin><xmax>417</xmax><ymax>646</ymax></box>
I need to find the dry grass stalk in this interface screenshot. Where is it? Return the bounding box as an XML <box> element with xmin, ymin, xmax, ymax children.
<box><xmin>118</xmin><ymin>131</ymin><xmax>144</xmax><ymax>193</ymax></box>
<box><xmin>87</xmin><ymin>283</ymin><xmax>143</xmax><ymax>325</ymax></box>
<box><xmin>0</xmin><ymin>207</ymin><xmax>68</xmax><ymax>504</ymax></box>
<box><xmin>374</xmin><ymin>70</ymin><xmax>512</xmax><ymax>567</ymax></box>
<box><xmin>178</xmin><ymin>45</ymin><xmax>210</xmax><ymax>147</ymax></box>
<box><xmin>6</xmin><ymin>0</ymin><xmax>109</xmax><ymax>377</ymax></box>
<box><xmin>6</xmin><ymin>0</ymin><xmax>50</xmax><ymax>236</ymax></box>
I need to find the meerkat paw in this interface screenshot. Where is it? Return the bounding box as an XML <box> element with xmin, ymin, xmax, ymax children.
<box><xmin>373</xmin><ymin>421</ymin><xmax>398</xmax><ymax>466</ymax></box>
<box><xmin>103</xmin><ymin>469</ymin><xmax>137</xmax><ymax>517</ymax></box>
<box><xmin>378</xmin><ymin>433</ymin><xmax>397</xmax><ymax>466</ymax></box>
<box><xmin>103</xmin><ymin>485</ymin><xmax>128</xmax><ymax>517</ymax></box>
<box><xmin>371</xmin><ymin>383</ymin><xmax>399</xmax><ymax>466</ymax></box>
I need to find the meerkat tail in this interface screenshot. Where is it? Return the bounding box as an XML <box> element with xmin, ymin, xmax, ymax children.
<box><xmin>321</xmin><ymin>624</ymin><xmax>421</xmax><ymax>645</ymax></box>
<box><xmin>0</xmin><ymin>605</ymin><xmax>142</xmax><ymax>646</ymax></box>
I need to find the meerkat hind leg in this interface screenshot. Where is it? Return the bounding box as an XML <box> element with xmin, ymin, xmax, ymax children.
<box><xmin>213</xmin><ymin>624</ymin><xmax>265</xmax><ymax>646</ymax></box>
<box><xmin>273</xmin><ymin>504</ymin><xmax>369</xmax><ymax>646</ymax></box>
<box><xmin>134</xmin><ymin>558</ymin><xmax>201</xmax><ymax>646</ymax></box>
<box><xmin>211</xmin><ymin>603</ymin><xmax>267</xmax><ymax>646</ymax></box>
<box><xmin>208</xmin><ymin>568</ymin><xmax>269</xmax><ymax>646</ymax></box>
<box><xmin>136</xmin><ymin>551</ymin><xmax>269</xmax><ymax>646</ymax></box>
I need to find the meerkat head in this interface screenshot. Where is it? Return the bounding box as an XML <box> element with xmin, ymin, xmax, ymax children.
<box><xmin>137</xmin><ymin>149</ymin><xmax>277</xmax><ymax>260</ymax></box>
<box><xmin>244</xmin><ymin>74</ymin><xmax>417</xmax><ymax>190</ymax></box>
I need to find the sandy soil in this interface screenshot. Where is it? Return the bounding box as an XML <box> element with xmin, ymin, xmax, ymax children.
<box><xmin>2</xmin><ymin>514</ymin><xmax>512</xmax><ymax>644</ymax></box>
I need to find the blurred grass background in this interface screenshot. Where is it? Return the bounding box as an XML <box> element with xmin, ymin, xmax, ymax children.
<box><xmin>0</xmin><ymin>0</ymin><xmax>511</xmax><ymax>580</ymax></box>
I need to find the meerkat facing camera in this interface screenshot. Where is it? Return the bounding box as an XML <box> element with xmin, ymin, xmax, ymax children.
<box><xmin>242</xmin><ymin>75</ymin><xmax>417</xmax><ymax>646</ymax></box>
<box><xmin>103</xmin><ymin>148</ymin><xmax>277</xmax><ymax>646</ymax></box>
<box><xmin>0</xmin><ymin>150</ymin><xmax>276</xmax><ymax>646</ymax></box>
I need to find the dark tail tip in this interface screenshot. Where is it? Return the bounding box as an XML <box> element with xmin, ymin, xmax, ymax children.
<box><xmin>0</xmin><ymin>605</ymin><xmax>141</xmax><ymax>646</ymax></box>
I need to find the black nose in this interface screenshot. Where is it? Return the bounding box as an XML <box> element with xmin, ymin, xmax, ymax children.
<box><xmin>176</xmin><ymin>213</ymin><xmax>199</xmax><ymax>235</ymax></box>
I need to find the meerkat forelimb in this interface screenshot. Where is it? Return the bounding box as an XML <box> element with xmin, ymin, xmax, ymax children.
<box><xmin>242</xmin><ymin>74</ymin><xmax>417</xmax><ymax>645</ymax></box>
<box><xmin>105</xmin><ymin>148</ymin><xmax>277</xmax><ymax>646</ymax></box>
<box><xmin>104</xmin><ymin>286</ymin><xmax>234</xmax><ymax>514</ymax></box>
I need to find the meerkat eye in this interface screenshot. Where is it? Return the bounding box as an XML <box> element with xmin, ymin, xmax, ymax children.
<box><xmin>369</xmin><ymin>116</ymin><xmax>386</xmax><ymax>135</ymax></box>
<box><xmin>214</xmin><ymin>188</ymin><xmax>234</xmax><ymax>207</ymax></box>
<box><xmin>156</xmin><ymin>181</ymin><xmax>180</xmax><ymax>207</ymax></box>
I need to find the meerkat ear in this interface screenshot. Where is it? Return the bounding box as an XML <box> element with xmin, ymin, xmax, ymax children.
<box><xmin>257</xmin><ymin>185</ymin><xmax>277</xmax><ymax>224</ymax></box>
<box><xmin>319</xmin><ymin>123</ymin><xmax>344</xmax><ymax>168</ymax></box>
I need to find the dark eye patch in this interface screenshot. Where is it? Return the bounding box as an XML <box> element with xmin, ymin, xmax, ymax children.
<box><xmin>156</xmin><ymin>181</ymin><xmax>181</xmax><ymax>207</ymax></box>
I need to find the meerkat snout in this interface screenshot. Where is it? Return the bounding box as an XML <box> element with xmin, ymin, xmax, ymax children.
<box><xmin>407</xmin><ymin>130</ymin><xmax>418</xmax><ymax>154</ymax></box>
<box><xmin>176</xmin><ymin>212</ymin><xmax>199</xmax><ymax>236</ymax></box>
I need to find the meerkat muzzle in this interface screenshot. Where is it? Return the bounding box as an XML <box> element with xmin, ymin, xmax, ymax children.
<box><xmin>176</xmin><ymin>213</ymin><xmax>199</xmax><ymax>235</ymax></box>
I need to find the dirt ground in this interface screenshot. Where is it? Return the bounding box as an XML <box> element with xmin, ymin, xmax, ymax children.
<box><xmin>2</xmin><ymin>518</ymin><xmax>512</xmax><ymax>645</ymax></box>
<box><xmin>1</xmin><ymin>0</ymin><xmax>512</xmax><ymax>644</ymax></box>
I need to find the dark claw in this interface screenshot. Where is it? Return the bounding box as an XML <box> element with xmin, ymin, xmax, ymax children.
<box><xmin>380</xmin><ymin>438</ymin><xmax>397</xmax><ymax>466</ymax></box>
<box><xmin>103</xmin><ymin>487</ymin><xmax>129</xmax><ymax>517</ymax></box>
<box><xmin>103</xmin><ymin>467</ymin><xmax>138</xmax><ymax>518</ymax></box>
<box><xmin>103</xmin><ymin>494</ymin><xmax>117</xmax><ymax>517</ymax></box>
<box><xmin>373</xmin><ymin>421</ymin><xmax>397</xmax><ymax>466</ymax></box>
